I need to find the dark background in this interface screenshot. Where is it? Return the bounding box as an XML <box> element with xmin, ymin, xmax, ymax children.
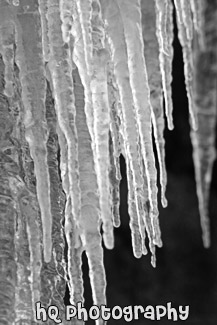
<box><xmin>79</xmin><ymin>18</ymin><xmax>217</xmax><ymax>325</ymax></box>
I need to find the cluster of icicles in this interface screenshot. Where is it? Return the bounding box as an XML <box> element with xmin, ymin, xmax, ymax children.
<box><xmin>0</xmin><ymin>0</ymin><xmax>216</xmax><ymax>324</ymax></box>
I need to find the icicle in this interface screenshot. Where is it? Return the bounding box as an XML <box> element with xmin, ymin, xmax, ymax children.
<box><xmin>39</xmin><ymin>79</ymin><xmax>67</xmax><ymax>322</ymax></box>
<box><xmin>90</xmin><ymin>0</ymin><xmax>114</xmax><ymax>249</ymax></box>
<box><xmin>126</xmin><ymin>157</ymin><xmax>144</xmax><ymax>258</ymax></box>
<box><xmin>57</xmin><ymin>123</ymin><xmax>84</xmax><ymax>306</ymax></box>
<box><xmin>140</xmin><ymin>155</ymin><xmax>159</xmax><ymax>267</ymax></box>
<box><xmin>45</xmin><ymin>83</ymin><xmax>66</xmax><ymax>289</ymax></box>
<box><xmin>71</xmin><ymin>15</ymin><xmax>110</xmax><ymax>284</ymax></box>
<box><xmin>109</xmin><ymin>131</ymin><xmax>121</xmax><ymax>228</ymax></box>
<box><xmin>101</xmin><ymin>0</ymin><xmax>144</xmax><ymax>192</ymax></box>
<box><xmin>2</xmin><ymin>152</ymin><xmax>41</xmax><ymax>323</ymax></box>
<box><xmin>107</xmin><ymin>59</ymin><xmax>122</xmax><ymax>181</ymax></box>
<box><xmin>190</xmin><ymin>0</ymin><xmax>217</xmax><ymax>248</ymax></box>
<box><xmin>141</xmin><ymin>0</ymin><xmax>167</xmax><ymax>208</ymax></box>
<box><xmin>45</xmin><ymin>17</ymin><xmax>84</xmax><ymax>305</ymax></box>
<box><xmin>117</xmin><ymin>0</ymin><xmax>161</xmax><ymax>247</ymax></box>
<box><xmin>102</xmin><ymin>0</ymin><xmax>150</xmax><ymax>258</ymax></box>
<box><xmin>155</xmin><ymin>0</ymin><xmax>174</xmax><ymax>130</ymax></box>
<box><xmin>13</xmin><ymin>4</ymin><xmax>53</xmax><ymax>262</ymax></box>
<box><xmin>12</xmin><ymin>63</ymin><xmax>42</xmax><ymax>320</ymax></box>
<box><xmin>47</xmin><ymin>0</ymin><xmax>81</xmax><ymax>257</ymax></box>
<box><xmin>73</xmin><ymin>66</ymin><xmax>107</xmax><ymax>315</ymax></box>
<box><xmin>64</xmin><ymin>195</ymin><xmax>84</xmax><ymax>307</ymax></box>
<box><xmin>73</xmin><ymin>1</ymin><xmax>115</xmax><ymax>247</ymax></box>
<box><xmin>175</xmin><ymin>0</ymin><xmax>198</xmax><ymax>131</ymax></box>
<box><xmin>20</xmin><ymin>194</ymin><xmax>42</xmax><ymax>320</ymax></box>
<box><xmin>107</xmin><ymin>59</ymin><xmax>122</xmax><ymax>227</ymax></box>
<box><xmin>112</xmin><ymin>80</ymin><xmax>145</xmax><ymax>257</ymax></box>
<box><xmin>91</xmin><ymin>49</ymin><xmax>114</xmax><ymax>248</ymax></box>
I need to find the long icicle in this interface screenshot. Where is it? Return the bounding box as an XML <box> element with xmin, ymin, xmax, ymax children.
<box><xmin>47</xmin><ymin>0</ymin><xmax>81</xmax><ymax>260</ymax></box>
<box><xmin>141</xmin><ymin>158</ymin><xmax>157</xmax><ymax>267</ymax></box>
<box><xmin>73</xmin><ymin>66</ymin><xmax>106</xmax><ymax>324</ymax></box>
<box><xmin>11</xmin><ymin>127</ymin><xmax>34</xmax><ymax>325</ymax></box>
<box><xmin>101</xmin><ymin>0</ymin><xmax>150</xmax><ymax>258</ymax></box>
<box><xmin>91</xmin><ymin>0</ymin><xmax>114</xmax><ymax>249</ymax></box>
<box><xmin>120</xmin><ymin>114</ymin><xmax>145</xmax><ymax>258</ymax></box>
<box><xmin>107</xmin><ymin>59</ymin><xmax>122</xmax><ymax>228</ymax></box>
<box><xmin>20</xmin><ymin>194</ymin><xmax>42</xmax><ymax>323</ymax></box>
<box><xmin>117</xmin><ymin>90</ymin><xmax>144</xmax><ymax>257</ymax></box>
<box><xmin>13</xmin><ymin>60</ymin><xmax>43</xmax><ymax>321</ymax></box>
<box><xmin>39</xmin><ymin>78</ymin><xmax>67</xmax><ymax>323</ymax></box>
<box><xmin>13</xmin><ymin>3</ymin><xmax>53</xmax><ymax>263</ymax></box>
<box><xmin>117</xmin><ymin>0</ymin><xmax>162</xmax><ymax>247</ymax></box>
<box><xmin>73</xmin><ymin>1</ymin><xmax>115</xmax><ymax>246</ymax></box>
<box><xmin>0</xmin><ymin>45</ymin><xmax>40</xmax><ymax>320</ymax></box>
<box><xmin>141</xmin><ymin>0</ymin><xmax>167</xmax><ymax>208</ymax></box>
<box><xmin>57</xmin><ymin>123</ymin><xmax>84</xmax><ymax>308</ymax></box>
<box><xmin>109</xmin><ymin>132</ymin><xmax>121</xmax><ymax>228</ymax></box>
<box><xmin>47</xmin><ymin>0</ymin><xmax>84</xmax><ymax>309</ymax></box>
<box><xmin>127</xmin><ymin>164</ymin><xmax>144</xmax><ymax>258</ymax></box>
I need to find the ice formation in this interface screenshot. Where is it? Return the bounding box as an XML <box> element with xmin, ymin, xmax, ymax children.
<box><xmin>0</xmin><ymin>0</ymin><xmax>216</xmax><ymax>323</ymax></box>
